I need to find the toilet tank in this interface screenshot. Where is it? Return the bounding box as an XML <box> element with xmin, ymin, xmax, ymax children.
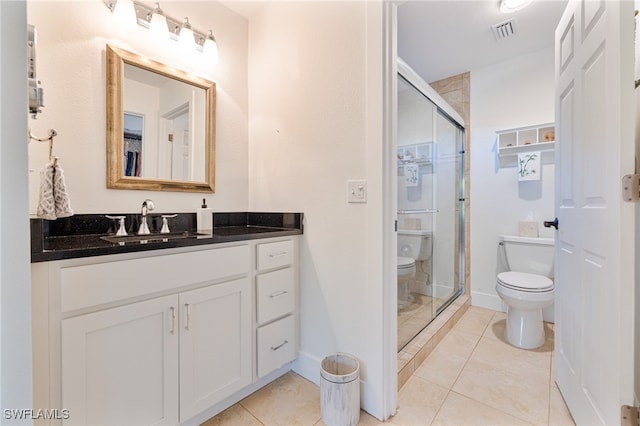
<box><xmin>499</xmin><ymin>235</ymin><xmax>554</xmax><ymax>277</ymax></box>
<box><xmin>398</xmin><ymin>230</ymin><xmax>433</xmax><ymax>261</ymax></box>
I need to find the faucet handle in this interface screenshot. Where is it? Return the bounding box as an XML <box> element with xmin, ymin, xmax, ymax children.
<box><xmin>160</xmin><ymin>214</ymin><xmax>178</xmax><ymax>234</ymax></box>
<box><xmin>105</xmin><ymin>215</ymin><xmax>128</xmax><ymax>236</ymax></box>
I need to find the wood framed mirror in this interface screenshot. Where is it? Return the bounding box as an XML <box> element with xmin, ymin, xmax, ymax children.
<box><xmin>106</xmin><ymin>44</ymin><xmax>216</xmax><ymax>192</ymax></box>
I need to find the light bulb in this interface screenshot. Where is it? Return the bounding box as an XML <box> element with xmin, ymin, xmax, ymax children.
<box><xmin>112</xmin><ymin>0</ymin><xmax>137</xmax><ymax>27</ymax></box>
<box><xmin>178</xmin><ymin>17</ymin><xmax>195</xmax><ymax>49</ymax></box>
<box><xmin>149</xmin><ymin>3</ymin><xmax>168</xmax><ymax>39</ymax></box>
<box><xmin>202</xmin><ymin>30</ymin><xmax>219</xmax><ymax>64</ymax></box>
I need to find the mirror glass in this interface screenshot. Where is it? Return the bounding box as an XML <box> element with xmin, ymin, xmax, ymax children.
<box><xmin>107</xmin><ymin>45</ymin><xmax>216</xmax><ymax>192</ymax></box>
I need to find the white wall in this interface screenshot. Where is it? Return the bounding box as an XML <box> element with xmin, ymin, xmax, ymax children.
<box><xmin>1</xmin><ymin>1</ymin><xmax>33</xmax><ymax>422</ymax></box>
<box><xmin>246</xmin><ymin>1</ymin><xmax>389</xmax><ymax>419</ymax></box>
<box><xmin>470</xmin><ymin>47</ymin><xmax>555</xmax><ymax>313</ymax></box>
<box><xmin>27</xmin><ymin>1</ymin><xmax>249</xmax><ymax>214</ymax></box>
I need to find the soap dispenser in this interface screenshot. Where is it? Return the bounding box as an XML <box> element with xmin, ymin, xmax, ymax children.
<box><xmin>196</xmin><ymin>198</ymin><xmax>212</xmax><ymax>234</ymax></box>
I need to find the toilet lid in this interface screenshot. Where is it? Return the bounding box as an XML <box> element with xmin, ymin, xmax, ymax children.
<box><xmin>497</xmin><ymin>271</ymin><xmax>554</xmax><ymax>292</ymax></box>
<box><xmin>398</xmin><ymin>256</ymin><xmax>415</xmax><ymax>269</ymax></box>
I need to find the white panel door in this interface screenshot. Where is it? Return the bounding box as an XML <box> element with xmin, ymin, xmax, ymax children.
<box><xmin>61</xmin><ymin>295</ymin><xmax>179</xmax><ymax>426</ymax></box>
<box><xmin>179</xmin><ymin>278</ymin><xmax>252</xmax><ymax>423</ymax></box>
<box><xmin>554</xmin><ymin>1</ymin><xmax>635</xmax><ymax>424</ymax></box>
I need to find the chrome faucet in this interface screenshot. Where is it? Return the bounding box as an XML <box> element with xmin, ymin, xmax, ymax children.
<box><xmin>138</xmin><ymin>199</ymin><xmax>155</xmax><ymax>235</ymax></box>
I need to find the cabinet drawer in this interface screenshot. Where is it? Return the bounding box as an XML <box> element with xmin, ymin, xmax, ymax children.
<box><xmin>256</xmin><ymin>268</ymin><xmax>295</xmax><ymax>325</ymax></box>
<box><xmin>256</xmin><ymin>240</ymin><xmax>294</xmax><ymax>271</ymax></box>
<box><xmin>256</xmin><ymin>315</ymin><xmax>296</xmax><ymax>378</ymax></box>
<box><xmin>60</xmin><ymin>245</ymin><xmax>250</xmax><ymax>313</ymax></box>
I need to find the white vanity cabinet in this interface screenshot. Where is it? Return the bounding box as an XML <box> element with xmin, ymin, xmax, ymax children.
<box><xmin>61</xmin><ymin>294</ymin><xmax>180</xmax><ymax>425</ymax></box>
<box><xmin>32</xmin><ymin>236</ymin><xmax>299</xmax><ymax>425</ymax></box>
<box><xmin>178</xmin><ymin>278</ymin><xmax>252</xmax><ymax>423</ymax></box>
<box><xmin>254</xmin><ymin>239</ymin><xmax>298</xmax><ymax>378</ymax></box>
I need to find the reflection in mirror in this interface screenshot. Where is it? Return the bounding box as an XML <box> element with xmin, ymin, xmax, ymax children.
<box><xmin>107</xmin><ymin>44</ymin><xmax>216</xmax><ymax>192</ymax></box>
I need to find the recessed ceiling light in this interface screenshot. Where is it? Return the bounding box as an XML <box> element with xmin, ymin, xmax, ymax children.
<box><xmin>500</xmin><ymin>0</ymin><xmax>532</xmax><ymax>13</ymax></box>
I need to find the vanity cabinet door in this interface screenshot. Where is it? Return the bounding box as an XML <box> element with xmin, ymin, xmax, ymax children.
<box><xmin>179</xmin><ymin>277</ymin><xmax>252</xmax><ymax>423</ymax></box>
<box><xmin>61</xmin><ymin>294</ymin><xmax>179</xmax><ymax>426</ymax></box>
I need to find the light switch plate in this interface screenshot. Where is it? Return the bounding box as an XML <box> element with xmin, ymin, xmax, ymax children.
<box><xmin>347</xmin><ymin>180</ymin><xmax>367</xmax><ymax>203</ymax></box>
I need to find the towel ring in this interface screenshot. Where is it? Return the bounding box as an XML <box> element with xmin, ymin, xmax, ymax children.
<box><xmin>28</xmin><ymin>128</ymin><xmax>57</xmax><ymax>143</ymax></box>
<box><xmin>28</xmin><ymin>128</ymin><xmax>58</xmax><ymax>164</ymax></box>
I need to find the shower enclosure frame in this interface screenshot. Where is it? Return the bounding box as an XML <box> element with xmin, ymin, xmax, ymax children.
<box><xmin>396</xmin><ymin>58</ymin><xmax>466</xmax><ymax>352</ymax></box>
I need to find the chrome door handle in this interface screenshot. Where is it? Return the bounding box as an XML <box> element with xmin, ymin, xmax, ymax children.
<box><xmin>270</xmin><ymin>340</ymin><xmax>289</xmax><ymax>351</ymax></box>
<box><xmin>169</xmin><ymin>306</ymin><xmax>176</xmax><ymax>334</ymax></box>
<box><xmin>184</xmin><ymin>303</ymin><xmax>191</xmax><ymax>331</ymax></box>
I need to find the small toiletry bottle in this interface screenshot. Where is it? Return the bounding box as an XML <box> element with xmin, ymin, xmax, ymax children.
<box><xmin>197</xmin><ymin>198</ymin><xmax>213</xmax><ymax>234</ymax></box>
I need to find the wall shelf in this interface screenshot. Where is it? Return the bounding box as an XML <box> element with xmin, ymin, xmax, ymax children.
<box><xmin>497</xmin><ymin>123</ymin><xmax>555</xmax><ymax>157</ymax></box>
<box><xmin>398</xmin><ymin>142</ymin><xmax>432</xmax><ymax>165</ymax></box>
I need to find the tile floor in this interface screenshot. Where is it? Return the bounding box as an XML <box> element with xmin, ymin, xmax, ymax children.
<box><xmin>202</xmin><ymin>307</ymin><xmax>576</xmax><ymax>426</ymax></box>
<box><xmin>397</xmin><ymin>293</ymin><xmax>440</xmax><ymax>351</ymax></box>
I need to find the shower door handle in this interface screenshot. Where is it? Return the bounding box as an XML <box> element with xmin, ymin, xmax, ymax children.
<box><xmin>397</xmin><ymin>209</ymin><xmax>439</xmax><ymax>214</ymax></box>
<box><xmin>543</xmin><ymin>218</ymin><xmax>559</xmax><ymax>230</ymax></box>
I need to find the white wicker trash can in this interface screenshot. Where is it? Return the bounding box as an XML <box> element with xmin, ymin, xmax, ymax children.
<box><xmin>320</xmin><ymin>353</ymin><xmax>360</xmax><ymax>426</ymax></box>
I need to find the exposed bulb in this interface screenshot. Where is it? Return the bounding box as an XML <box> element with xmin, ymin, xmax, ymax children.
<box><xmin>202</xmin><ymin>30</ymin><xmax>219</xmax><ymax>64</ymax></box>
<box><xmin>149</xmin><ymin>2</ymin><xmax>168</xmax><ymax>39</ymax></box>
<box><xmin>178</xmin><ymin>17</ymin><xmax>195</xmax><ymax>48</ymax></box>
<box><xmin>112</xmin><ymin>0</ymin><xmax>137</xmax><ymax>27</ymax></box>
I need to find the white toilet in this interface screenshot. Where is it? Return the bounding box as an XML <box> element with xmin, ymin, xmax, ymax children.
<box><xmin>495</xmin><ymin>235</ymin><xmax>554</xmax><ymax>349</ymax></box>
<box><xmin>397</xmin><ymin>230</ymin><xmax>432</xmax><ymax>309</ymax></box>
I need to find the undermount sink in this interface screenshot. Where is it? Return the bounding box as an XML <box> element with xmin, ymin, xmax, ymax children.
<box><xmin>100</xmin><ymin>231</ymin><xmax>206</xmax><ymax>245</ymax></box>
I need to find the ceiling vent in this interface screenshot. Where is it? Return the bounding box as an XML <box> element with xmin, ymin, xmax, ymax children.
<box><xmin>491</xmin><ymin>18</ymin><xmax>517</xmax><ymax>40</ymax></box>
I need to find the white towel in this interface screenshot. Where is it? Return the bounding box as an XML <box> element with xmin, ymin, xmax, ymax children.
<box><xmin>37</xmin><ymin>163</ymin><xmax>56</xmax><ymax>220</ymax></box>
<box><xmin>404</xmin><ymin>164</ymin><xmax>419</xmax><ymax>187</ymax></box>
<box><xmin>518</xmin><ymin>152</ymin><xmax>541</xmax><ymax>181</ymax></box>
<box><xmin>37</xmin><ymin>161</ymin><xmax>73</xmax><ymax>220</ymax></box>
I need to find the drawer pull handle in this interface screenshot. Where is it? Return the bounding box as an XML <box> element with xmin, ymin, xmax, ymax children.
<box><xmin>269</xmin><ymin>290</ymin><xmax>288</xmax><ymax>298</ymax></box>
<box><xmin>268</xmin><ymin>252</ymin><xmax>288</xmax><ymax>258</ymax></box>
<box><xmin>169</xmin><ymin>307</ymin><xmax>176</xmax><ymax>334</ymax></box>
<box><xmin>270</xmin><ymin>340</ymin><xmax>289</xmax><ymax>351</ymax></box>
<box><xmin>185</xmin><ymin>303</ymin><xmax>191</xmax><ymax>331</ymax></box>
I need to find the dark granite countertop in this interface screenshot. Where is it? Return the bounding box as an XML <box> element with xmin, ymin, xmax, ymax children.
<box><xmin>31</xmin><ymin>212</ymin><xmax>303</xmax><ymax>263</ymax></box>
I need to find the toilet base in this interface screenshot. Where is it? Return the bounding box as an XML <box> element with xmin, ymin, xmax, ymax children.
<box><xmin>506</xmin><ymin>307</ymin><xmax>545</xmax><ymax>349</ymax></box>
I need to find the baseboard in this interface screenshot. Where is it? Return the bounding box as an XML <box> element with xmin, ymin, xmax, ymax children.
<box><xmin>291</xmin><ymin>350</ymin><xmax>321</xmax><ymax>386</ymax></box>
<box><xmin>472</xmin><ymin>290</ymin><xmax>555</xmax><ymax>323</ymax></box>
<box><xmin>471</xmin><ymin>291</ymin><xmax>504</xmax><ymax>312</ymax></box>
<box><xmin>432</xmin><ymin>284</ymin><xmax>457</xmax><ymax>299</ymax></box>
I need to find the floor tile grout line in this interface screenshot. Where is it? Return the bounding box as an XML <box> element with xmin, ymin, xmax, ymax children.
<box><xmin>448</xmin><ymin>312</ymin><xmax>492</xmax><ymax>386</ymax></box>
<box><xmin>445</xmin><ymin>310</ymin><xmax>551</xmax><ymax>426</ymax></box>
<box><xmin>428</xmin><ymin>387</ymin><xmax>453</xmax><ymax>425</ymax></box>
<box><xmin>237</xmin><ymin>400</ymin><xmax>268</xmax><ymax>426</ymax></box>
<box><xmin>412</xmin><ymin>309</ymin><xmax>498</xmax><ymax>425</ymax></box>
<box><xmin>547</xmin><ymin>346</ymin><xmax>554</xmax><ymax>426</ymax></box>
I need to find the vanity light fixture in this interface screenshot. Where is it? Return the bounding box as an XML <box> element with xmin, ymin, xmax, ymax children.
<box><xmin>111</xmin><ymin>0</ymin><xmax>137</xmax><ymax>27</ymax></box>
<box><xmin>148</xmin><ymin>2</ymin><xmax>168</xmax><ymax>40</ymax></box>
<box><xmin>178</xmin><ymin>17</ymin><xmax>195</xmax><ymax>49</ymax></box>
<box><xmin>202</xmin><ymin>30</ymin><xmax>220</xmax><ymax>64</ymax></box>
<box><xmin>103</xmin><ymin>0</ymin><xmax>220</xmax><ymax>62</ymax></box>
<box><xmin>500</xmin><ymin>0</ymin><xmax>532</xmax><ymax>13</ymax></box>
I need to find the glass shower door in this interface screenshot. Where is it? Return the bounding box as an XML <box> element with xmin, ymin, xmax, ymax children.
<box><xmin>397</xmin><ymin>74</ymin><xmax>464</xmax><ymax>352</ymax></box>
<box><xmin>431</xmin><ymin>112</ymin><xmax>464</xmax><ymax>315</ymax></box>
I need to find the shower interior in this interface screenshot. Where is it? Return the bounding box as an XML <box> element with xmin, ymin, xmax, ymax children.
<box><xmin>397</xmin><ymin>70</ymin><xmax>465</xmax><ymax>352</ymax></box>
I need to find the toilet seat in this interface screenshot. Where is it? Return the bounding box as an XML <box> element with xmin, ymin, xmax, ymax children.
<box><xmin>397</xmin><ymin>256</ymin><xmax>415</xmax><ymax>270</ymax></box>
<box><xmin>497</xmin><ymin>271</ymin><xmax>553</xmax><ymax>293</ymax></box>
